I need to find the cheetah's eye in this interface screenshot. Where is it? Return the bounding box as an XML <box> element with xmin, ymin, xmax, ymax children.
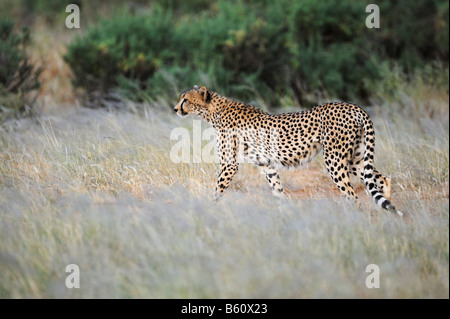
<box><xmin>181</xmin><ymin>98</ymin><xmax>187</xmax><ymax>107</ymax></box>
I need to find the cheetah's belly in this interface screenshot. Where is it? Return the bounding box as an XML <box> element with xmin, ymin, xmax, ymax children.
<box><xmin>239</xmin><ymin>132</ymin><xmax>322</xmax><ymax>168</ymax></box>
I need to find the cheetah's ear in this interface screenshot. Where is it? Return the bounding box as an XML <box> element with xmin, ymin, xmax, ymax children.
<box><xmin>199</xmin><ymin>86</ymin><xmax>211</xmax><ymax>103</ymax></box>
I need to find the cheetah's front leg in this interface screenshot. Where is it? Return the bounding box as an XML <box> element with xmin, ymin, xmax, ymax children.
<box><xmin>213</xmin><ymin>133</ymin><xmax>239</xmax><ymax>201</ymax></box>
<box><xmin>214</xmin><ymin>163</ymin><xmax>239</xmax><ymax>201</ymax></box>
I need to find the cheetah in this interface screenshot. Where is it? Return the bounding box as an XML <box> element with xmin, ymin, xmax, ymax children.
<box><xmin>174</xmin><ymin>85</ymin><xmax>403</xmax><ymax>216</ymax></box>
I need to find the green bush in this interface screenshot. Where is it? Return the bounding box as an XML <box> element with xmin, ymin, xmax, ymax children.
<box><xmin>65</xmin><ymin>10</ymin><xmax>176</xmax><ymax>99</ymax></box>
<box><xmin>64</xmin><ymin>2</ymin><xmax>291</xmax><ymax>105</ymax></box>
<box><xmin>373</xmin><ymin>0</ymin><xmax>449</xmax><ymax>70</ymax></box>
<box><xmin>0</xmin><ymin>18</ymin><xmax>41</xmax><ymax>120</ymax></box>
<box><xmin>289</xmin><ymin>0</ymin><xmax>378</xmax><ymax>102</ymax></box>
<box><xmin>64</xmin><ymin>0</ymin><xmax>449</xmax><ymax>107</ymax></box>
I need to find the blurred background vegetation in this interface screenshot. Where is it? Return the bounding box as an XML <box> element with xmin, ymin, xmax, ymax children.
<box><xmin>0</xmin><ymin>0</ymin><xmax>448</xmax><ymax>115</ymax></box>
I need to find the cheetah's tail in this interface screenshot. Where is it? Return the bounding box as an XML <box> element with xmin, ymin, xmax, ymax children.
<box><xmin>359</xmin><ymin>111</ymin><xmax>403</xmax><ymax>217</ymax></box>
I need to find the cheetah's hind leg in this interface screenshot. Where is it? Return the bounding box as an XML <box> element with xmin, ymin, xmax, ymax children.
<box><xmin>259</xmin><ymin>165</ymin><xmax>288</xmax><ymax>198</ymax></box>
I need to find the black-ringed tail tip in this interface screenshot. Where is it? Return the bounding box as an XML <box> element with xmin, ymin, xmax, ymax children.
<box><xmin>388</xmin><ymin>206</ymin><xmax>404</xmax><ymax>217</ymax></box>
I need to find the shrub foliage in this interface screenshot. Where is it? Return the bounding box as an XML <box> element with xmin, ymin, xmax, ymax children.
<box><xmin>64</xmin><ymin>0</ymin><xmax>449</xmax><ymax>106</ymax></box>
<box><xmin>0</xmin><ymin>18</ymin><xmax>41</xmax><ymax>118</ymax></box>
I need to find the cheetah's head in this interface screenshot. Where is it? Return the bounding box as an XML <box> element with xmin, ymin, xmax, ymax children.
<box><xmin>174</xmin><ymin>85</ymin><xmax>211</xmax><ymax>118</ymax></box>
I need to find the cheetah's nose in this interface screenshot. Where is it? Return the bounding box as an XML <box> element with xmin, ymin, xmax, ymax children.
<box><xmin>173</xmin><ymin>108</ymin><xmax>178</xmax><ymax>113</ymax></box>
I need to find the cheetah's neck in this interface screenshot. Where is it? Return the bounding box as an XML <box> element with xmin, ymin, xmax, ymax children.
<box><xmin>205</xmin><ymin>92</ymin><xmax>266</xmax><ymax>127</ymax></box>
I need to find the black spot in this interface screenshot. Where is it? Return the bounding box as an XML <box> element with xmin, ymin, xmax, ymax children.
<box><xmin>267</xmin><ymin>172</ymin><xmax>277</xmax><ymax>178</ymax></box>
